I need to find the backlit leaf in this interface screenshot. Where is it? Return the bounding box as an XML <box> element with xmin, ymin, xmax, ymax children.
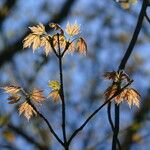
<box><xmin>19</xmin><ymin>102</ymin><xmax>37</xmax><ymax>121</ymax></box>
<box><xmin>77</xmin><ymin>38</ymin><xmax>87</xmax><ymax>55</ymax></box>
<box><xmin>48</xmin><ymin>90</ymin><xmax>60</xmax><ymax>102</ymax></box>
<box><xmin>65</xmin><ymin>21</ymin><xmax>80</xmax><ymax>36</ymax></box>
<box><xmin>2</xmin><ymin>86</ymin><xmax>21</xmax><ymax>95</ymax></box>
<box><xmin>30</xmin><ymin>89</ymin><xmax>46</xmax><ymax>104</ymax></box>
<box><xmin>48</xmin><ymin>80</ymin><xmax>60</xmax><ymax>91</ymax></box>
<box><xmin>7</xmin><ymin>95</ymin><xmax>21</xmax><ymax>104</ymax></box>
<box><xmin>29</xmin><ymin>23</ymin><xmax>45</xmax><ymax>35</ymax></box>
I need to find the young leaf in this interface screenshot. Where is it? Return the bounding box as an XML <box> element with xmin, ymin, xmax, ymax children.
<box><xmin>7</xmin><ymin>95</ymin><xmax>21</xmax><ymax>104</ymax></box>
<box><xmin>40</xmin><ymin>36</ymin><xmax>52</xmax><ymax>56</ymax></box>
<box><xmin>104</xmin><ymin>70</ymin><xmax>131</xmax><ymax>83</ymax></box>
<box><xmin>2</xmin><ymin>86</ymin><xmax>21</xmax><ymax>95</ymax></box>
<box><xmin>48</xmin><ymin>90</ymin><xmax>60</xmax><ymax>102</ymax></box>
<box><xmin>19</xmin><ymin>102</ymin><xmax>37</xmax><ymax>121</ymax></box>
<box><xmin>48</xmin><ymin>80</ymin><xmax>60</xmax><ymax>91</ymax></box>
<box><xmin>29</xmin><ymin>23</ymin><xmax>45</xmax><ymax>35</ymax></box>
<box><xmin>122</xmin><ymin>88</ymin><xmax>141</xmax><ymax>108</ymax></box>
<box><xmin>65</xmin><ymin>21</ymin><xmax>80</xmax><ymax>37</ymax></box>
<box><xmin>30</xmin><ymin>89</ymin><xmax>46</xmax><ymax>104</ymax></box>
<box><xmin>23</xmin><ymin>23</ymin><xmax>46</xmax><ymax>52</ymax></box>
<box><xmin>77</xmin><ymin>38</ymin><xmax>87</xmax><ymax>55</ymax></box>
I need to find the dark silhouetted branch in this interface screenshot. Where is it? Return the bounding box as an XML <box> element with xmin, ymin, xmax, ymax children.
<box><xmin>8</xmin><ymin>123</ymin><xmax>48</xmax><ymax>150</ymax></box>
<box><xmin>0</xmin><ymin>0</ymin><xmax>17</xmax><ymax>29</ymax></box>
<box><xmin>111</xmin><ymin>1</ymin><xmax>149</xmax><ymax>149</ymax></box>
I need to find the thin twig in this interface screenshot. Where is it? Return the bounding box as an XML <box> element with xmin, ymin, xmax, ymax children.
<box><xmin>145</xmin><ymin>11</ymin><xmax>150</xmax><ymax>24</ymax></box>
<box><xmin>107</xmin><ymin>103</ymin><xmax>121</xmax><ymax>150</ymax></box>
<box><xmin>27</xmin><ymin>100</ymin><xmax>64</xmax><ymax>146</ymax></box>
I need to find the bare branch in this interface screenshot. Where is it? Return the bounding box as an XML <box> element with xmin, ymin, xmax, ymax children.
<box><xmin>111</xmin><ymin>0</ymin><xmax>149</xmax><ymax>149</ymax></box>
<box><xmin>8</xmin><ymin>123</ymin><xmax>48</xmax><ymax>150</ymax></box>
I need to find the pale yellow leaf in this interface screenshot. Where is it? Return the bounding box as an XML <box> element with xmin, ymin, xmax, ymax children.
<box><xmin>23</xmin><ymin>34</ymin><xmax>37</xmax><ymax>48</ymax></box>
<box><xmin>41</xmin><ymin>36</ymin><xmax>52</xmax><ymax>56</ymax></box>
<box><xmin>32</xmin><ymin>36</ymin><xmax>41</xmax><ymax>51</ymax></box>
<box><xmin>48</xmin><ymin>80</ymin><xmax>60</xmax><ymax>91</ymax></box>
<box><xmin>65</xmin><ymin>21</ymin><xmax>80</xmax><ymax>36</ymax></box>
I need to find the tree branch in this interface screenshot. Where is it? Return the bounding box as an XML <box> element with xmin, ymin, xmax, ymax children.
<box><xmin>57</xmin><ymin>34</ymin><xmax>68</xmax><ymax>149</ymax></box>
<box><xmin>107</xmin><ymin>103</ymin><xmax>121</xmax><ymax>150</ymax></box>
<box><xmin>111</xmin><ymin>1</ymin><xmax>149</xmax><ymax>149</ymax></box>
<box><xmin>145</xmin><ymin>10</ymin><xmax>150</xmax><ymax>24</ymax></box>
<box><xmin>7</xmin><ymin>123</ymin><xmax>48</xmax><ymax>150</ymax></box>
<box><xmin>0</xmin><ymin>0</ymin><xmax>17</xmax><ymax>29</ymax></box>
<box><xmin>26</xmin><ymin>100</ymin><xmax>64</xmax><ymax>147</ymax></box>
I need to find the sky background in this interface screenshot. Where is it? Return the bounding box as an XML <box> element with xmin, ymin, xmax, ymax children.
<box><xmin>0</xmin><ymin>0</ymin><xmax>150</xmax><ymax>150</ymax></box>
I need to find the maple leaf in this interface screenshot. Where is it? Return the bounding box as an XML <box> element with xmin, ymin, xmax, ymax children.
<box><xmin>30</xmin><ymin>89</ymin><xmax>46</xmax><ymax>104</ymax></box>
<box><xmin>104</xmin><ymin>71</ymin><xmax>117</xmax><ymax>80</ymax></box>
<box><xmin>104</xmin><ymin>70</ymin><xmax>130</xmax><ymax>83</ymax></box>
<box><xmin>68</xmin><ymin>42</ymin><xmax>75</xmax><ymax>53</ymax></box>
<box><xmin>48</xmin><ymin>80</ymin><xmax>60</xmax><ymax>91</ymax></box>
<box><xmin>48</xmin><ymin>80</ymin><xmax>60</xmax><ymax>102</ymax></box>
<box><xmin>29</xmin><ymin>23</ymin><xmax>45</xmax><ymax>35</ymax></box>
<box><xmin>121</xmin><ymin>88</ymin><xmax>141</xmax><ymax>108</ymax></box>
<box><xmin>41</xmin><ymin>36</ymin><xmax>52</xmax><ymax>56</ymax></box>
<box><xmin>104</xmin><ymin>84</ymin><xmax>120</xmax><ymax>101</ymax></box>
<box><xmin>2</xmin><ymin>86</ymin><xmax>21</xmax><ymax>95</ymax></box>
<box><xmin>7</xmin><ymin>95</ymin><xmax>21</xmax><ymax>104</ymax></box>
<box><xmin>104</xmin><ymin>85</ymin><xmax>141</xmax><ymax>108</ymax></box>
<box><xmin>23</xmin><ymin>34</ymin><xmax>41</xmax><ymax>52</ymax></box>
<box><xmin>23</xmin><ymin>23</ymin><xmax>46</xmax><ymax>52</ymax></box>
<box><xmin>48</xmin><ymin>90</ymin><xmax>60</xmax><ymax>102</ymax></box>
<box><xmin>65</xmin><ymin>21</ymin><xmax>80</xmax><ymax>37</ymax></box>
<box><xmin>19</xmin><ymin>102</ymin><xmax>37</xmax><ymax>121</ymax></box>
<box><xmin>77</xmin><ymin>38</ymin><xmax>87</xmax><ymax>55</ymax></box>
